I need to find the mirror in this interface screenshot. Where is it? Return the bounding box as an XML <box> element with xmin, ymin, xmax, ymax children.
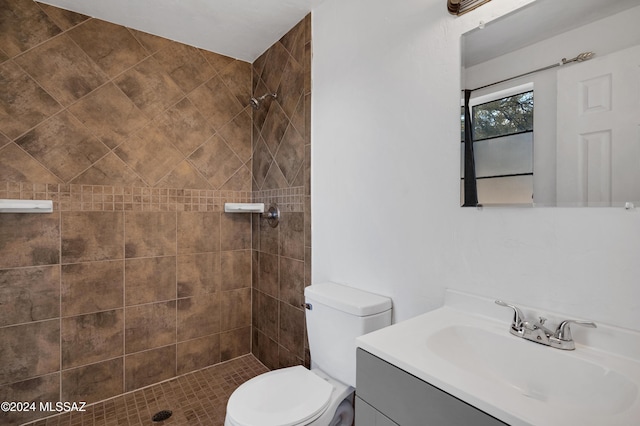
<box><xmin>460</xmin><ymin>0</ymin><xmax>640</xmax><ymax>207</ymax></box>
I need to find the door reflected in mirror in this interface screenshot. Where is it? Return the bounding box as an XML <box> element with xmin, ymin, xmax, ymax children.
<box><xmin>460</xmin><ymin>0</ymin><xmax>640</xmax><ymax>207</ymax></box>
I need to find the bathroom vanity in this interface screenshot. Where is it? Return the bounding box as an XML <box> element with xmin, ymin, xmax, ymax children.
<box><xmin>355</xmin><ymin>290</ymin><xmax>640</xmax><ymax>426</ymax></box>
<box><xmin>355</xmin><ymin>348</ymin><xmax>505</xmax><ymax>425</ymax></box>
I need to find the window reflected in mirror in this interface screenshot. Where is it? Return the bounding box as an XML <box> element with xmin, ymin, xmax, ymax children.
<box><xmin>461</xmin><ymin>87</ymin><xmax>534</xmax><ymax>205</ymax></box>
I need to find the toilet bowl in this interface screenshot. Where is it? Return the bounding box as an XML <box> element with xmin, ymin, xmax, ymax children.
<box><xmin>224</xmin><ymin>367</ymin><xmax>353</xmax><ymax>426</ymax></box>
<box><xmin>224</xmin><ymin>282</ymin><xmax>392</xmax><ymax>426</ymax></box>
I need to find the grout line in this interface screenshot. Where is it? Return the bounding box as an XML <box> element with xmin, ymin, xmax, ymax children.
<box><xmin>58</xmin><ymin>205</ymin><xmax>63</xmax><ymax>403</ymax></box>
<box><xmin>175</xmin><ymin>209</ymin><xmax>179</xmax><ymax>378</ymax></box>
<box><xmin>122</xmin><ymin>209</ymin><xmax>127</xmax><ymax>396</ymax></box>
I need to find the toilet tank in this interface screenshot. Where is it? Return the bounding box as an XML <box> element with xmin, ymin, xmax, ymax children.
<box><xmin>305</xmin><ymin>282</ymin><xmax>392</xmax><ymax>388</ymax></box>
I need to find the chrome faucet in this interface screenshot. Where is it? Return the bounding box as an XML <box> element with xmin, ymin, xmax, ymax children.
<box><xmin>495</xmin><ymin>300</ymin><xmax>596</xmax><ymax>350</ymax></box>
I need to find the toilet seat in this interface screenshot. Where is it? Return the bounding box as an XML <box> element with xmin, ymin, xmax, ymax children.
<box><xmin>226</xmin><ymin>366</ymin><xmax>333</xmax><ymax>426</ymax></box>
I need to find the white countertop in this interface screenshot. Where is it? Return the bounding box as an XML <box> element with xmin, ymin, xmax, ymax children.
<box><xmin>356</xmin><ymin>290</ymin><xmax>640</xmax><ymax>426</ymax></box>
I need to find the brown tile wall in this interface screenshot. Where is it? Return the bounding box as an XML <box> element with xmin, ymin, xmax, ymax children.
<box><xmin>0</xmin><ymin>209</ymin><xmax>253</xmax><ymax>426</ymax></box>
<box><xmin>1</xmin><ymin>0</ymin><xmax>252</xmax><ymax>190</ymax></box>
<box><xmin>0</xmin><ymin>1</ymin><xmax>255</xmax><ymax>424</ymax></box>
<box><xmin>0</xmin><ymin>1</ymin><xmax>312</xmax><ymax>423</ymax></box>
<box><xmin>251</xmin><ymin>15</ymin><xmax>312</xmax><ymax>370</ymax></box>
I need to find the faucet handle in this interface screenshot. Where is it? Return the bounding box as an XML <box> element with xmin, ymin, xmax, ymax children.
<box><xmin>555</xmin><ymin>319</ymin><xmax>597</xmax><ymax>341</ymax></box>
<box><xmin>495</xmin><ymin>300</ymin><xmax>524</xmax><ymax>329</ymax></box>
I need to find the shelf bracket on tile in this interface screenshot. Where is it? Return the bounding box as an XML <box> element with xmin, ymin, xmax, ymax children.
<box><xmin>224</xmin><ymin>203</ymin><xmax>265</xmax><ymax>213</ymax></box>
<box><xmin>223</xmin><ymin>202</ymin><xmax>279</xmax><ymax>227</ymax></box>
<box><xmin>0</xmin><ymin>199</ymin><xmax>53</xmax><ymax>213</ymax></box>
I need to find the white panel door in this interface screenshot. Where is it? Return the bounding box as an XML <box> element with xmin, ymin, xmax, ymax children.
<box><xmin>557</xmin><ymin>44</ymin><xmax>640</xmax><ymax>206</ymax></box>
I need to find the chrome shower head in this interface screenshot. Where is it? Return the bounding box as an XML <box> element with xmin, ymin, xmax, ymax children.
<box><xmin>249</xmin><ymin>93</ymin><xmax>277</xmax><ymax>109</ymax></box>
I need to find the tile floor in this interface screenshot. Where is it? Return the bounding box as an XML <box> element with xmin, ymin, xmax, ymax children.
<box><xmin>23</xmin><ymin>355</ymin><xmax>268</xmax><ymax>426</ymax></box>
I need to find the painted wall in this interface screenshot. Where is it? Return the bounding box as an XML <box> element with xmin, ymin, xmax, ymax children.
<box><xmin>311</xmin><ymin>0</ymin><xmax>640</xmax><ymax>329</ymax></box>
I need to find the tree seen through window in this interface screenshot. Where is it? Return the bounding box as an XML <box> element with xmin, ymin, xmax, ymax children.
<box><xmin>472</xmin><ymin>91</ymin><xmax>533</xmax><ymax>140</ymax></box>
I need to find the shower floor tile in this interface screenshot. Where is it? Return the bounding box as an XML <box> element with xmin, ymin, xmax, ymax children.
<box><xmin>25</xmin><ymin>355</ymin><xmax>268</xmax><ymax>426</ymax></box>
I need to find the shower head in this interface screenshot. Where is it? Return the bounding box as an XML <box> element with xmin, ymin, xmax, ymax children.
<box><xmin>249</xmin><ymin>93</ymin><xmax>277</xmax><ymax>109</ymax></box>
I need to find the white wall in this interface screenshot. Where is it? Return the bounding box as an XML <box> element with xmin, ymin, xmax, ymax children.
<box><xmin>311</xmin><ymin>0</ymin><xmax>640</xmax><ymax>329</ymax></box>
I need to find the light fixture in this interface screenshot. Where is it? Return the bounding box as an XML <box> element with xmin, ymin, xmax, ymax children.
<box><xmin>447</xmin><ymin>0</ymin><xmax>492</xmax><ymax>16</ymax></box>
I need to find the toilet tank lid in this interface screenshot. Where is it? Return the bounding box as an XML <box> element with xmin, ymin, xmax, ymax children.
<box><xmin>305</xmin><ymin>282</ymin><xmax>392</xmax><ymax>316</ymax></box>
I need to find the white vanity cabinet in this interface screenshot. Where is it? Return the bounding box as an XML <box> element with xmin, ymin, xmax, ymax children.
<box><xmin>355</xmin><ymin>348</ymin><xmax>507</xmax><ymax>426</ymax></box>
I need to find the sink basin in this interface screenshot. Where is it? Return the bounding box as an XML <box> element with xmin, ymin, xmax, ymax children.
<box><xmin>427</xmin><ymin>325</ymin><xmax>638</xmax><ymax>415</ymax></box>
<box><xmin>356</xmin><ymin>289</ymin><xmax>640</xmax><ymax>426</ymax></box>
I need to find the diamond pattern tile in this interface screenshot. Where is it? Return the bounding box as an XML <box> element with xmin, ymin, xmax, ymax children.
<box><xmin>114</xmin><ymin>125</ymin><xmax>184</xmax><ymax>186</ymax></box>
<box><xmin>0</xmin><ymin>133</ymin><xmax>10</xmax><ymax>149</ymax></box>
<box><xmin>67</xmin><ymin>18</ymin><xmax>147</xmax><ymax>78</ymax></box>
<box><xmin>156</xmin><ymin>98</ymin><xmax>215</xmax><ymax>156</ymax></box>
<box><xmin>70</xmin><ymin>152</ymin><xmax>146</xmax><ymax>186</ymax></box>
<box><xmin>188</xmin><ymin>75</ymin><xmax>244</xmax><ymax>131</ymax></box>
<box><xmin>154</xmin><ymin>42</ymin><xmax>215</xmax><ymax>93</ymax></box>
<box><xmin>251</xmin><ymin>18</ymin><xmax>310</xmax><ymax>195</ymax></box>
<box><xmin>260</xmin><ymin>101</ymin><xmax>288</xmax><ymax>155</ymax></box>
<box><xmin>15</xmin><ymin>111</ymin><xmax>110</xmax><ymax>182</ymax></box>
<box><xmin>275</xmin><ymin>124</ymin><xmax>305</xmax><ymax>185</ymax></box>
<box><xmin>262</xmin><ymin>161</ymin><xmax>288</xmax><ymax>190</ymax></box>
<box><xmin>67</xmin><ymin>83</ymin><xmax>148</xmax><ymax>149</ymax></box>
<box><xmin>278</xmin><ymin>55</ymin><xmax>304</xmax><ymax>119</ymax></box>
<box><xmin>15</xmin><ymin>34</ymin><xmax>107</xmax><ymax>107</ymax></box>
<box><xmin>0</xmin><ymin>142</ymin><xmax>61</xmax><ymax>183</ymax></box>
<box><xmin>199</xmin><ymin>49</ymin><xmax>236</xmax><ymax>74</ymax></box>
<box><xmin>280</xmin><ymin>17</ymin><xmax>306</xmax><ymax>65</ymax></box>
<box><xmin>252</xmin><ymin>138</ymin><xmax>273</xmax><ymax>189</ymax></box>
<box><xmin>154</xmin><ymin>160</ymin><xmax>211</xmax><ymax>190</ymax></box>
<box><xmin>129</xmin><ymin>28</ymin><xmax>174</xmax><ymax>55</ymax></box>
<box><xmin>114</xmin><ymin>56</ymin><xmax>183</xmax><ymax>118</ymax></box>
<box><xmin>0</xmin><ymin>0</ymin><xmax>61</xmax><ymax>57</ymax></box>
<box><xmin>0</xmin><ymin>61</ymin><xmax>62</xmax><ymax>139</ymax></box>
<box><xmin>221</xmin><ymin>165</ymin><xmax>252</xmax><ymax>192</ymax></box>
<box><xmin>1</xmin><ymin>0</ymin><xmax>252</xmax><ymax>190</ymax></box>
<box><xmin>37</xmin><ymin>3</ymin><xmax>89</xmax><ymax>31</ymax></box>
<box><xmin>218</xmin><ymin>60</ymin><xmax>252</xmax><ymax>107</ymax></box>
<box><xmin>218</xmin><ymin>109</ymin><xmax>252</xmax><ymax>163</ymax></box>
<box><xmin>259</xmin><ymin>42</ymin><xmax>288</xmax><ymax>94</ymax></box>
<box><xmin>188</xmin><ymin>135</ymin><xmax>243</xmax><ymax>189</ymax></box>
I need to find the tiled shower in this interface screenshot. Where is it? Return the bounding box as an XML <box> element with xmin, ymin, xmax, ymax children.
<box><xmin>0</xmin><ymin>0</ymin><xmax>311</xmax><ymax>424</ymax></box>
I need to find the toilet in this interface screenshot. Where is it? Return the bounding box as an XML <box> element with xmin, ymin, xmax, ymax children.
<box><xmin>225</xmin><ymin>282</ymin><xmax>392</xmax><ymax>426</ymax></box>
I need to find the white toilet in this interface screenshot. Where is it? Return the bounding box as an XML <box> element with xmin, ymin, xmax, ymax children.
<box><xmin>225</xmin><ymin>281</ymin><xmax>392</xmax><ymax>426</ymax></box>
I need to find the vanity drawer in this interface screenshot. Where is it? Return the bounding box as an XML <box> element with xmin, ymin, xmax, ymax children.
<box><xmin>355</xmin><ymin>396</ymin><xmax>398</xmax><ymax>426</ymax></box>
<box><xmin>356</xmin><ymin>348</ymin><xmax>507</xmax><ymax>426</ymax></box>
